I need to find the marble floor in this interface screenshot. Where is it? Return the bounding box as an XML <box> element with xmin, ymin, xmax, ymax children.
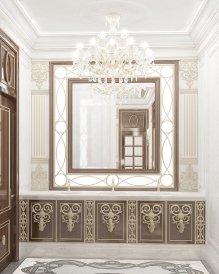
<box><xmin>9</xmin><ymin>258</ymin><xmax>211</xmax><ymax>274</ymax></box>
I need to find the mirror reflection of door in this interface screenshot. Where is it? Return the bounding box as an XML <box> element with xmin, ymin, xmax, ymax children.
<box><xmin>119</xmin><ymin>105</ymin><xmax>157</xmax><ymax>170</ymax></box>
<box><xmin>119</xmin><ymin>110</ymin><xmax>147</xmax><ymax>170</ymax></box>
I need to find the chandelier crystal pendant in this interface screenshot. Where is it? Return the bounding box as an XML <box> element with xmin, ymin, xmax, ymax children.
<box><xmin>72</xmin><ymin>13</ymin><xmax>155</xmax><ymax>92</ymax></box>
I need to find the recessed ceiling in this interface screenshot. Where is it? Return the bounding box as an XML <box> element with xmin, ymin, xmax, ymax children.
<box><xmin>17</xmin><ymin>0</ymin><xmax>205</xmax><ymax>34</ymax></box>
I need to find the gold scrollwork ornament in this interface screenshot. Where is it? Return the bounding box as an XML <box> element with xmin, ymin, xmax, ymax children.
<box><xmin>141</xmin><ymin>204</ymin><xmax>162</xmax><ymax>233</ymax></box>
<box><xmin>60</xmin><ymin>203</ymin><xmax>81</xmax><ymax>232</ymax></box>
<box><xmin>171</xmin><ymin>204</ymin><xmax>192</xmax><ymax>234</ymax></box>
<box><xmin>100</xmin><ymin>203</ymin><xmax>122</xmax><ymax>233</ymax></box>
<box><xmin>32</xmin><ymin>203</ymin><xmax>53</xmax><ymax>232</ymax></box>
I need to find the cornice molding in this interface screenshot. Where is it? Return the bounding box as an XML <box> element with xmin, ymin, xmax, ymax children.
<box><xmin>0</xmin><ymin>0</ymin><xmax>36</xmax><ymax>55</ymax></box>
<box><xmin>0</xmin><ymin>0</ymin><xmax>218</xmax><ymax>57</ymax></box>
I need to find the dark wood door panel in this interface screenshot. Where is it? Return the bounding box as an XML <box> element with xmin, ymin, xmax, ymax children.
<box><xmin>0</xmin><ymin>29</ymin><xmax>18</xmax><ymax>272</ymax></box>
<box><xmin>0</xmin><ymin>30</ymin><xmax>18</xmax><ymax>98</ymax></box>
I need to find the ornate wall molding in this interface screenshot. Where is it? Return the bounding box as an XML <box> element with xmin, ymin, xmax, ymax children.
<box><xmin>19</xmin><ymin>200</ymin><xmax>29</xmax><ymax>241</ymax></box>
<box><xmin>195</xmin><ymin>201</ymin><xmax>205</xmax><ymax>244</ymax></box>
<box><xmin>60</xmin><ymin>203</ymin><xmax>81</xmax><ymax>232</ymax></box>
<box><xmin>84</xmin><ymin>201</ymin><xmax>95</xmax><ymax>243</ymax></box>
<box><xmin>32</xmin><ymin>202</ymin><xmax>53</xmax><ymax>232</ymax></box>
<box><xmin>31</xmin><ymin>62</ymin><xmax>49</xmax><ymax>90</ymax></box>
<box><xmin>127</xmin><ymin>201</ymin><xmax>137</xmax><ymax>243</ymax></box>
<box><xmin>179</xmin><ymin>61</ymin><xmax>198</xmax><ymax>89</ymax></box>
<box><xmin>31</xmin><ymin>163</ymin><xmax>48</xmax><ymax>190</ymax></box>
<box><xmin>179</xmin><ymin>164</ymin><xmax>198</xmax><ymax>192</ymax></box>
<box><xmin>170</xmin><ymin>204</ymin><xmax>192</xmax><ymax>234</ymax></box>
<box><xmin>141</xmin><ymin>203</ymin><xmax>162</xmax><ymax>233</ymax></box>
<box><xmin>100</xmin><ymin>203</ymin><xmax>122</xmax><ymax>233</ymax></box>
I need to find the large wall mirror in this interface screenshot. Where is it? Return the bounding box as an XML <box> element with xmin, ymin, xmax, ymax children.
<box><xmin>68</xmin><ymin>78</ymin><xmax>160</xmax><ymax>173</ymax></box>
<box><xmin>50</xmin><ymin>61</ymin><xmax>178</xmax><ymax>191</ymax></box>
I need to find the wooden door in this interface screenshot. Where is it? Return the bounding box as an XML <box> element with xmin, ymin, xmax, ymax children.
<box><xmin>0</xmin><ymin>29</ymin><xmax>18</xmax><ymax>272</ymax></box>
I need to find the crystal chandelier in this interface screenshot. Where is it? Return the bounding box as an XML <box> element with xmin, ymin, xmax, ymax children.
<box><xmin>72</xmin><ymin>13</ymin><xmax>155</xmax><ymax>93</ymax></box>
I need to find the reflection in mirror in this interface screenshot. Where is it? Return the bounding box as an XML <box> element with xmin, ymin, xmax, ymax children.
<box><xmin>68</xmin><ymin>78</ymin><xmax>160</xmax><ymax>173</ymax></box>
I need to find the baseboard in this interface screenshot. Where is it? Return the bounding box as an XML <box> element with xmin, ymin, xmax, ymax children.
<box><xmin>20</xmin><ymin>242</ymin><xmax>204</xmax><ymax>261</ymax></box>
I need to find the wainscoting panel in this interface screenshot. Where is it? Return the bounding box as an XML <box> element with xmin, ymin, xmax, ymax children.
<box><xmin>138</xmin><ymin>201</ymin><xmax>165</xmax><ymax>243</ymax></box>
<box><xmin>95</xmin><ymin>201</ymin><xmax>127</xmax><ymax>243</ymax></box>
<box><xmin>20</xmin><ymin>200</ymin><xmax>205</xmax><ymax>244</ymax></box>
<box><xmin>57</xmin><ymin>201</ymin><xmax>84</xmax><ymax>242</ymax></box>
<box><xmin>167</xmin><ymin>201</ymin><xmax>195</xmax><ymax>244</ymax></box>
<box><xmin>29</xmin><ymin>200</ymin><xmax>56</xmax><ymax>242</ymax></box>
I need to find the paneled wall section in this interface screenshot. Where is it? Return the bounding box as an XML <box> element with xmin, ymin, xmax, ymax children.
<box><xmin>19</xmin><ymin>200</ymin><xmax>205</xmax><ymax>244</ymax></box>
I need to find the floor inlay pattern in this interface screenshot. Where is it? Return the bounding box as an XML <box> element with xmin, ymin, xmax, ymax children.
<box><xmin>12</xmin><ymin>258</ymin><xmax>210</xmax><ymax>274</ymax></box>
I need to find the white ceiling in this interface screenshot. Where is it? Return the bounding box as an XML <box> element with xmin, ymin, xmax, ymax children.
<box><xmin>17</xmin><ymin>0</ymin><xmax>205</xmax><ymax>34</ymax></box>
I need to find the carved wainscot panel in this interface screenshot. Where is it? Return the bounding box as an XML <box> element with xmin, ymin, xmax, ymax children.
<box><xmin>168</xmin><ymin>202</ymin><xmax>195</xmax><ymax>243</ymax></box>
<box><xmin>30</xmin><ymin>201</ymin><xmax>56</xmax><ymax>241</ymax></box>
<box><xmin>95</xmin><ymin>201</ymin><xmax>126</xmax><ymax>243</ymax></box>
<box><xmin>138</xmin><ymin>201</ymin><xmax>165</xmax><ymax>243</ymax></box>
<box><xmin>57</xmin><ymin>201</ymin><xmax>84</xmax><ymax>242</ymax></box>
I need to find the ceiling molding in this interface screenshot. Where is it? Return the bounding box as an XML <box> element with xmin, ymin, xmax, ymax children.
<box><xmin>0</xmin><ymin>0</ymin><xmax>218</xmax><ymax>57</ymax></box>
<box><xmin>0</xmin><ymin>0</ymin><xmax>37</xmax><ymax>55</ymax></box>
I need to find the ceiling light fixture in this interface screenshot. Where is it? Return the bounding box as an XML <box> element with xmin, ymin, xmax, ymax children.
<box><xmin>72</xmin><ymin>13</ymin><xmax>155</xmax><ymax>92</ymax></box>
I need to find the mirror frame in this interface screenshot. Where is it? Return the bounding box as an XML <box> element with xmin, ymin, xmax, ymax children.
<box><xmin>49</xmin><ymin>60</ymin><xmax>179</xmax><ymax>191</ymax></box>
<box><xmin>67</xmin><ymin>77</ymin><xmax>160</xmax><ymax>174</ymax></box>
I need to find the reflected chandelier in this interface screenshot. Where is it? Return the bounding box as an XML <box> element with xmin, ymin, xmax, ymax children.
<box><xmin>72</xmin><ymin>13</ymin><xmax>155</xmax><ymax>89</ymax></box>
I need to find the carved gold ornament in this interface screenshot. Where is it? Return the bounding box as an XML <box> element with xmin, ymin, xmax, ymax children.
<box><xmin>32</xmin><ymin>203</ymin><xmax>53</xmax><ymax>232</ymax></box>
<box><xmin>170</xmin><ymin>204</ymin><xmax>192</xmax><ymax>234</ymax></box>
<box><xmin>128</xmin><ymin>201</ymin><xmax>137</xmax><ymax>243</ymax></box>
<box><xmin>141</xmin><ymin>204</ymin><xmax>162</xmax><ymax>233</ymax></box>
<box><xmin>19</xmin><ymin>200</ymin><xmax>28</xmax><ymax>241</ymax></box>
<box><xmin>100</xmin><ymin>203</ymin><xmax>122</xmax><ymax>233</ymax></box>
<box><xmin>84</xmin><ymin>201</ymin><xmax>95</xmax><ymax>242</ymax></box>
<box><xmin>60</xmin><ymin>203</ymin><xmax>81</xmax><ymax>232</ymax></box>
<box><xmin>196</xmin><ymin>201</ymin><xmax>205</xmax><ymax>244</ymax></box>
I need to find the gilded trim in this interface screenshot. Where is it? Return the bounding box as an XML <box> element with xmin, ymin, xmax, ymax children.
<box><xmin>127</xmin><ymin>201</ymin><xmax>137</xmax><ymax>243</ymax></box>
<box><xmin>195</xmin><ymin>201</ymin><xmax>205</xmax><ymax>244</ymax></box>
<box><xmin>84</xmin><ymin>201</ymin><xmax>95</xmax><ymax>243</ymax></box>
<box><xmin>19</xmin><ymin>200</ymin><xmax>29</xmax><ymax>241</ymax></box>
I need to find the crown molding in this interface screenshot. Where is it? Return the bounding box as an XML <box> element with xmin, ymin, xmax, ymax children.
<box><xmin>0</xmin><ymin>0</ymin><xmax>37</xmax><ymax>55</ymax></box>
<box><xmin>0</xmin><ymin>0</ymin><xmax>218</xmax><ymax>57</ymax></box>
<box><xmin>190</xmin><ymin>0</ymin><xmax>219</xmax><ymax>55</ymax></box>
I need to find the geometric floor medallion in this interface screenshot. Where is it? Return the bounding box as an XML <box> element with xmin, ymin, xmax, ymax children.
<box><xmin>12</xmin><ymin>258</ymin><xmax>210</xmax><ymax>274</ymax></box>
